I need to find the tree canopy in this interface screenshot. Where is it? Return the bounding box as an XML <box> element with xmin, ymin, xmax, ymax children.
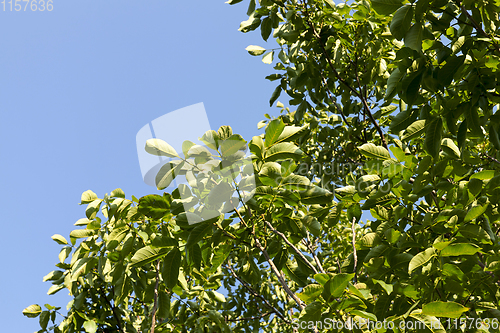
<box><xmin>24</xmin><ymin>0</ymin><xmax>500</xmax><ymax>332</ymax></box>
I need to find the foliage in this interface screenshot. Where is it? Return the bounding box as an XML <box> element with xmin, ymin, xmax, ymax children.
<box><xmin>24</xmin><ymin>0</ymin><xmax>500</xmax><ymax>332</ymax></box>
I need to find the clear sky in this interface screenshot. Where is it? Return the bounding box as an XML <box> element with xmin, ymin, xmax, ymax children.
<box><xmin>0</xmin><ymin>1</ymin><xmax>280</xmax><ymax>331</ymax></box>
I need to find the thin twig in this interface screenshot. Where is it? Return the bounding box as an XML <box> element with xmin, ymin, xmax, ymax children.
<box><xmin>458</xmin><ymin>2</ymin><xmax>500</xmax><ymax>54</ymax></box>
<box><xmin>99</xmin><ymin>285</ymin><xmax>125</xmax><ymax>333</ymax></box>
<box><xmin>484</xmin><ymin>154</ymin><xmax>500</xmax><ymax>165</ymax></box>
<box><xmin>225</xmin><ymin>262</ymin><xmax>290</xmax><ymax>323</ymax></box>
<box><xmin>254</xmin><ymin>238</ymin><xmax>305</xmax><ymax>311</ymax></box>
<box><xmin>150</xmin><ymin>260</ymin><xmax>161</xmax><ymax>333</ymax></box>
<box><xmin>351</xmin><ymin>217</ymin><xmax>358</xmax><ymax>284</ymax></box>
<box><xmin>264</xmin><ymin>220</ymin><xmax>318</xmax><ymax>275</ymax></box>
<box><xmin>225</xmin><ymin>312</ymin><xmax>272</xmax><ymax>322</ymax></box>
<box><xmin>303</xmin><ymin>235</ymin><xmax>326</xmax><ymax>274</ymax></box>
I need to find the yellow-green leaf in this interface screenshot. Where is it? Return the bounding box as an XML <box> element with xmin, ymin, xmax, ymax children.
<box><xmin>409</xmin><ymin>247</ymin><xmax>435</xmax><ymax>273</ymax></box>
<box><xmin>246</xmin><ymin>45</ymin><xmax>266</xmax><ymax>56</ymax></box>
<box><xmin>421</xmin><ymin>301</ymin><xmax>469</xmax><ymax>319</ymax></box>
<box><xmin>51</xmin><ymin>234</ymin><xmax>68</xmax><ymax>245</ymax></box>
<box><xmin>145</xmin><ymin>138</ymin><xmax>179</xmax><ymax>158</ymax></box>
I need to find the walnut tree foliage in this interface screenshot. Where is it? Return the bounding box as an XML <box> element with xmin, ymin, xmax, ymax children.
<box><xmin>24</xmin><ymin>0</ymin><xmax>500</xmax><ymax>332</ymax></box>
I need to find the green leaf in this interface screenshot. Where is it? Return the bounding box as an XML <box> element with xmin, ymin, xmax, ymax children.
<box><xmin>22</xmin><ymin>304</ymin><xmax>42</xmax><ymax>318</ymax></box>
<box><xmin>138</xmin><ymin>194</ymin><xmax>171</xmax><ymax>219</ymax></box>
<box><xmin>358</xmin><ymin>143</ymin><xmax>391</xmax><ymax>160</ymax></box>
<box><xmin>261</xmin><ymin>17</ymin><xmax>272</xmax><ymax>41</ymax></box>
<box><xmin>351</xmin><ymin>310</ymin><xmax>377</xmax><ymax>322</ymax></box>
<box><xmin>47</xmin><ymin>285</ymin><xmax>64</xmax><ymax>295</ymax></box>
<box><xmin>39</xmin><ymin>311</ymin><xmax>49</xmax><ymax>330</ymax></box>
<box><xmin>269</xmin><ymin>85</ymin><xmax>282</xmax><ymax>107</ymax></box>
<box><xmin>415</xmin><ymin>0</ymin><xmax>430</xmax><ymax>21</ymax></box>
<box><xmin>373</xmin><ymin>279</ymin><xmax>394</xmax><ymax>294</ymax></box>
<box><xmin>298</xmin><ymin>284</ymin><xmax>324</xmax><ymax>303</ymax></box>
<box><xmin>330</xmin><ymin>273</ymin><xmax>355</xmax><ymax>297</ymax></box>
<box><xmin>390</xmin><ymin>109</ymin><xmax>418</xmax><ymax>133</ymax></box>
<box><xmin>69</xmin><ymin>229</ymin><xmax>96</xmax><ymax>239</ymax></box>
<box><xmin>409</xmin><ymin>247</ymin><xmax>435</xmax><ymax>273</ymax></box>
<box><xmin>409</xmin><ymin>313</ymin><xmax>446</xmax><ymax>332</ymax></box>
<box><xmin>162</xmin><ymin>248</ymin><xmax>181</xmax><ymax>290</ymax></box>
<box><xmin>276</xmin><ymin>125</ymin><xmax>308</xmax><ymax>143</ymax></box>
<box><xmin>402</xmin><ymin>120</ymin><xmax>426</xmax><ymax>141</ymax></box>
<box><xmin>186</xmin><ymin>222</ymin><xmax>213</xmax><ymax>248</ymax></box>
<box><xmin>210</xmin><ymin>290</ymin><xmax>227</xmax><ymax>303</ymax></box>
<box><xmin>471</xmin><ymin>170</ymin><xmax>495</xmax><ymax>180</ymax></box>
<box><xmin>424</xmin><ymin>118</ymin><xmax>443</xmax><ymax>158</ymax></box>
<box><xmin>361</xmin><ymin>193</ymin><xmax>397</xmax><ymax>210</ymax></box>
<box><xmin>442</xmin><ymin>263</ymin><xmax>465</xmax><ymax>281</ymax></box>
<box><xmin>299</xmin><ymin>301</ymin><xmax>323</xmax><ymax>323</ymax></box>
<box><xmin>83</xmin><ymin>320</ymin><xmax>98</xmax><ymax>333</ymax></box>
<box><xmin>300</xmin><ymin>186</ymin><xmax>333</xmax><ymax>204</ymax></box>
<box><xmin>465</xmin><ymin>204</ymin><xmax>488</xmax><ymax>222</ymax></box>
<box><xmin>438</xmin><ymin>55</ymin><xmax>465</xmax><ymax>86</ymax></box>
<box><xmin>110</xmin><ymin>188</ymin><xmax>125</xmax><ymax>198</ymax></box>
<box><xmin>302</xmin><ymin>215</ymin><xmax>321</xmax><ymax>237</ymax></box>
<box><xmin>440</xmin><ymin>243</ymin><xmax>481</xmax><ymax>257</ymax></box>
<box><xmin>265</xmin><ymin>119</ymin><xmax>286</xmax><ymax>147</ymax></box>
<box><xmin>264</xmin><ymin>142</ymin><xmax>303</xmax><ymax>161</ymax></box>
<box><xmin>246</xmin><ymin>45</ymin><xmax>266</xmax><ymax>56</ymax></box>
<box><xmin>74</xmin><ymin>218</ymin><xmax>91</xmax><ymax>226</ymax></box>
<box><xmin>220</xmin><ymin>134</ymin><xmax>246</xmax><ymax>156</ymax></box>
<box><xmin>390</xmin><ymin>6</ymin><xmax>413</xmax><ymax>40</ymax></box>
<box><xmin>371</xmin><ymin>0</ymin><xmax>405</xmax><ymax>15</ymax></box>
<box><xmin>81</xmin><ymin>190</ymin><xmax>98</xmax><ymax>204</ymax></box>
<box><xmin>466</xmin><ymin>106</ymin><xmax>482</xmax><ymax>136</ymax></box>
<box><xmin>51</xmin><ymin>234</ymin><xmax>68</xmax><ymax>245</ymax></box>
<box><xmin>386</xmin><ymin>68</ymin><xmax>404</xmax><ymax>98</ymax></box>
<box><xmin>145</xmin><ymin>138</ymin><xmax>179</xmax><ymax>158</ymax></box>
<box><xmin>280</xmin><ymin>174</ymin><xmax>311</xmax><ymax>190</ymax></box>
<box><xmin>421</xmin><ymin>301</ymin><xmax>469</xmax><ymax>319</ymax></box>
<box><xmin>262</xmin><ymin>51</ymin><xmax>274</xmax><ymax>64</ymax></box>
<box><xmin>130</xmin><ymin>246</ymin><xmax>170</xmax><ymax>267</ymax></box>
<box><xmin>43</xmin><ymin>270</ymin><xmax>63</xmax><ymax>282</ymax></box>
<box><xmin>441</xmin><ymin>138</ymin><xmax>460</xmax><ymax>158</ymax></box>
<box><xmin>107</xmin><ymin>226</ymin><xmax>129</xmax><ymax>250</ymax></box>
<box><xmin>405</xmin><ymin>23</ymin><xmax>423</xmax><ymax>51</ymax></box>
<box><xmin>151</xmin><ymin>235</ymin><xmax>178</xmax><ymax>248</ymax></box>
<box><xmin>200</xmin><ymin>130</ymin><xmax>219</xmax><ymax>150</ymax></box>
<box><xmin>156</xmin><ymin>161</ymin><xmax>185</xmax><ymax>190</ymax></box>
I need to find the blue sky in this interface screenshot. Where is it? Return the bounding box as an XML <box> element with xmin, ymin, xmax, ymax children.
<box><xmin>0</xmin><ymin>1</ymin><xmax>280</xmax><ymax>331</ymax></box>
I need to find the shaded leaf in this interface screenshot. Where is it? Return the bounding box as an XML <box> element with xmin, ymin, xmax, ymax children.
<box><xmin>162</xmin><ymin>248</ymin><xmax>181</xmax><ymax>290</ymax></box>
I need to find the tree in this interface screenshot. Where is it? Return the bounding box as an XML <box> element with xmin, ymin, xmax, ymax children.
<box><xmin>24</xmin><ymin>0</ymin><xmax>500</xmax><ymax>332</ymax></box>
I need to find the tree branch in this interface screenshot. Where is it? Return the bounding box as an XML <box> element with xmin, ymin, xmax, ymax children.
<box><xmin>264</xmin><ymin>220</ymin><xmax>319</xmax><ymax>275</ymax></box>
<box><xmin>99</xmin><ymin>285</ymin><xmax>125</xmax><ymax>333</ymax></box>
<box><xmin>150</xmin><ymin>259</ymin><xmax>161</xmax><ymax>333</ymax></box>
<box><xmin>303</xmin><ymin>235</ymin><xmax>326</xmax><ymax>274</ymax></box>
<box><xmin>299</xmin><ymin>0</ymin><xmax>388</xmax><ymax>149</ymax></box>
<box><xmin>458</xmin><ymin>2</ymin><xmax>500</xmax><ymax>54</ymax></box>
<box><xmin>225</xmin><ymin>261</ymin><xmax>290</xmax><ymax>324</ymax></box>
<box><xmin>254</xmin><ymin>237</ymin><xmax>305</xmax><ymax>311</ymax></box>
<box><xmin>351</xmin><ymin>217</ymin><xmax>358</xmax><ymax>284</ymax></box>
